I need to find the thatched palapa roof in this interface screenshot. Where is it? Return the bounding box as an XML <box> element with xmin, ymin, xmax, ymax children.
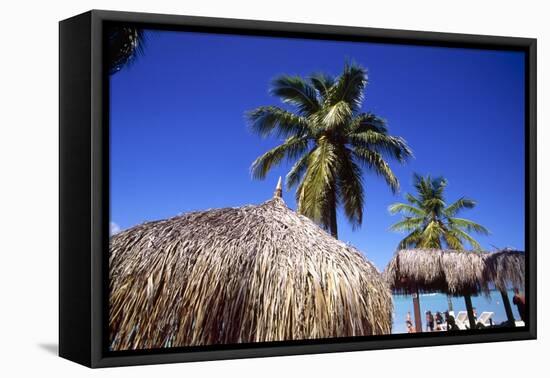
<box><xmin>483</xmin><ymin>250</ymin><xmax>525</xmax><ymax>292</ymax></box>
<box><xmin>384</xmin><ymin>249</ymin><xmax>488</xmax><ymax>296</ymax></box>
<box><xmin>384</xmin><ymin>248</ymin><xmax>525</xmax><ymax>296</ymax></box>
<box><xmin>109</xmin><ymin>184</ymin><xmax>392</xmax><ymax>351</ymax></box>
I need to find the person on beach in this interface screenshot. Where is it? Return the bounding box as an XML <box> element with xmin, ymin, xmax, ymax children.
<box><xmin>445</xmin><ymin>313</ymin><xmax>459</xmax><ymax>331</ymax></box>
<box><xmin>406</xmin><ymin>312</ymin><xmax>414</xmax><ymax>333</ymax></box>
<box><xmin>426</xmin><ymin>311</ymin><xmax>434</xmax><ymax>332</ymax></box>
<box><xmin>435</xmin><ymin>311</ymin><xmax>444</xmax><ymax>331</ymax></box>
<box><xmin>512</xmin><ymin>288</ymin><xmax>526</xmax><ymax>321</ymax></box>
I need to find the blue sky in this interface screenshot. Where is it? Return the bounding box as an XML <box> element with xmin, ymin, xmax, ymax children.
<box><xmin>110</xmin><ymin>29</ymin><xmax>525</xmax><ymax>270</ymax></box>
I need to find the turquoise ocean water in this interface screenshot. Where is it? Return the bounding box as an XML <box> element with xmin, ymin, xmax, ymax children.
<box><xmin>392</xmin><ymin>289</ymin><xmax>522</xmax><ymax>334</ymax></box>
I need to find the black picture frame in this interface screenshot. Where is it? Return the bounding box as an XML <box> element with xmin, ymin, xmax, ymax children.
<box><xmin>59</xmin><ymin>9</ymin><xmax>537</xmax><ymax>368</ymax></box>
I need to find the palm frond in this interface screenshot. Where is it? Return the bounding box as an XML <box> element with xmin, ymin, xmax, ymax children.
<box><xmin>322</xmin><ymin>101</ymin><xmax>353</xmax><ymax>130</ymax></box>
<box><xmin>250</xmin><ymin>136</ymin><xmax>309</xmax><ymax>180</ymax></box>
<box><xmin>349</xmin><ymin>131</ymin><xmax>412</xmax><ymax>163</ymax></box>
<box><xmin>444</xmin><ymin>197</ymin><xmax>476</xmax><ymax>217</ymax></box>
<box><xmin>247</xmin><ymin>106</ymin><xmax>311</xmax><ymax>138</ymax></box>
<box><xmin>448</xmin><ymin>228</ymin><xmax>483</xmax><ymax>251</ymax></box>
<box><xmin>388</xmin><ymin>203</ymin><xmax>425</xmax><ymax>216</ymax></box>
<box><xmin>418</xmin><ymin>220</ymin><xmax>443</xmax><ymax>249</ymax></box>
<box><xmin>352</xmin><ymin>147</ymin><xmax>399</xmax><ymax>193</ymax></box>
<box><xmin>433</xmin><ymin>177</ymin><xmax>448</xmax><ymax>198</ymax></box>
<box><xmin>326</xmin><ymin>63</ymin><xmax>367</xmax><ymax>111</ymax></box>
<box><xmin>389</xmin><ymin>217</ymin><xmax>424</xmax><ymax>232</ymax></box>
<box><xmin>397</xmin><ymin>230</ymin><xmax>423</xmax><ymax>249</ymax></box>
<box><xmin>412</xmin><ymin>173</ymin><xmax>426</xmax><ymax>192</ymax></box>
<box><xmin>108</xmin><ymin>26</ymin><xmax>146</xmax><ymax>75</ymax></box>
<box><xmin>286</xmin><ymin>149</ymin><xmax>314</xmax><ymax>189</ymax></box>
<box><xmin>296</xmin><ymin>139</ymin><xmax>337</xmax><ymax>226</ymax></box>
<box><xmin>424</xmin><ymin>198</ymin><xmax>446</xmax><ymax>209</ymax></box>
<box><xmin>449</xmin><ymin>218</ymin><xmax>489</xmax><ymax>235</ymax></box>
<box><xmin>441</xmin><ymin>229</ymin><xmax>464</xmax><ymax>250</ymax></box>
<box><xmin>336</xmin><ymin>148</ymin><xmax>364</xmax><ymax>228</ymax></box>
<box><xmin>309</xmin><ymin>73</ymin><xmax>335</xmax><ymax>102</ymax></box>
<box><xmin>270</xmin><ymin>76</ymin><xmax>320</xmax><ymax>115</ymax></box>
<box><xmin>405</xmin><ymin>193</ymin><xmax>423</xmax><ymax>207</ymax></box>
<box><xmin>348</xmin><ymin>112</ymin><xmax>388</xmax><ymax>134</ymax></box>
<box><xmin>414</xmin><ymin>174</ymin><xmax>446</xmax><ymax>203</ymax></box>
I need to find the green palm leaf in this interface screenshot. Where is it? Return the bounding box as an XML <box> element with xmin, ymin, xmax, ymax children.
<box><xmin>326</xmin><ymin>63</ymin><xmax>367</xmax><ymax>111</ymax></box>
<box><xmin>247</xmin><ymin>106</ymin><xmax>310</xmax><ymax>138</ymax></box>
<box><xmin>353</xmin><ymin>147</ymin><xmax>399</xmax><ymax>193</ymax></box>
<box><xmin>322</xmin><ymin>101</ymin><xmax>353</xmax><ymax>130</ymax></box>
<box><xmin>444</xmin><ymin>197</ymin><xmax>476</xmax><ymax>217</ymax></box>
<box><xmin>286</xmin><ymin>150</ymin><xmax>314</xmax><ymax>189</ymax></box>
<box><xmin>309</xmin><ymin>73</ymin><xmax>335</xmax><ymax>102</ymax></box>
<box><xmin>348</xmin><ymin>112</ymin><xmax>388</xmax><ymax>134</ymax></box>
<box><xmin>296</xmin><ymin>139</ymin><xmax>338</xmax><ymax>225</ymax></box>
<box><xmin>419</xmin><ymin>220</ymin><xmax>443</xmax><ymax>248</ymax></box>
<box><xmin>349</xmin><ymin>131</ymin><xmax>412</xmax><ymax>163</ymax></box>
<box><xmin>442</xmin><ymin>229</ymin><xmax>464</xmax><ymax>249</ymax></box>
<box><xmin>336</xmin><ymin>147</ymin><xmax>364</xmax><ymax>228</ymax></box>
<box><xmin>270</xmin><ymin>76</ymin><xmax>320</xmax><ymax>115</ymax></box>
<box><xmin>449</xmin><ymin>218</ymin><xmax>489</xmax><ymax>235</ymax></box>
<box><xmin>250</xmin><ymin>136</ymin><xmax>309</xmax><ymax>179</ymax></box>
<box><xmin>389</xmin><ymin>217</ymin><xmax>424</xmax><ymax>232</ymax></box>
<box><xmin>405</xmin><ymin>193</ymin><xmax>423</xmax><ymax>207</ymax></box>
<box><xmin>398</xmin><ymin>229</ymin><xmax>423</xmax><ymax>249</ymax></box>
<box><xmin>388</xmin><ymin>203</ymin><xmax>425</xmax><ymax>216</ymax></box>
<box><xmin>448</xmin><ymin>228</ymin><xmax>483</xmax><ymax>251</ymax></box>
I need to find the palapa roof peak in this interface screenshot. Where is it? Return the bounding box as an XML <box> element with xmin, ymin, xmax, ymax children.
<box><xmin>273</xmin><ymin>176</ymin><xmax>283</xmax><ymax>198</ymax></box>
<box><xmin>109</xmin><ymin>189</ymin><xmax>392</xmax><ymax>350</ymax></box>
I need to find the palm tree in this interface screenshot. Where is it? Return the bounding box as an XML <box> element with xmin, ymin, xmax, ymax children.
<box><xmin>389</xmin><ymin>173</ymin><xmax>489</xmax><ymax>329</ymax></box>
<box><xmin>389</xmin><ymin>173</ymin><xmax>489</xmax><ymax>250</ymax></box>
<box><xmin>107</xmin><ymin>26</ymin><xmax>145</xmax><ymax>75</ymax></box>
<box><xmin>248</xmin><ymin>63</ymin><xmax>412</xmax><ymax>238</ymax></box>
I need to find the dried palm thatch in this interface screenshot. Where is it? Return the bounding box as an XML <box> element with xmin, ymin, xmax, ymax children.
<box><xmin>109</xmin><ymin>193</ymin><xmax>392</xmax><ymax>351</ymax></box>
<box><xmin>483</xmin><ymin>250</ymin><xmax>525</xmax><ymax>292</ymax></box>
<box><xmin>384</xmin><ymin>248</ymin><xmax>489</xmax><ymax>296</ymax></box>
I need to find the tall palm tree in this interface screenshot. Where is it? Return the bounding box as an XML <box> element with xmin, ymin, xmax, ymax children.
<box><xmin>107</xmin><ymin>26</ymin><xmax>145</xmax><ymax>75</ymax></box>
<box><xmin>248</xmin><ymin>63</ymin><xmax>412</xmax><ymax>238</ymax></box>
<box><xmin>389</xmin><ymin>174</ymin><xmax>489</xmax><ymax>250</ymax></box>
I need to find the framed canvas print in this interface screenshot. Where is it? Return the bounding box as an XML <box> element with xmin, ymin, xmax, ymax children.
<box><xmin>59</xmin><ymin>10</ymin><xmax>537</xmax><ymax>368</ymax></box>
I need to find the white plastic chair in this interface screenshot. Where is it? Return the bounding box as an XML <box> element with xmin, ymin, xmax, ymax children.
<box><xmin>455</xmin><ymin>311</ymin><xmax>468</xmax><ymax>330</ymax></box>
<box><xmin>476</xmin><ymin>311</ymin><xmax>494</xmax><ymax>327</ymax></box>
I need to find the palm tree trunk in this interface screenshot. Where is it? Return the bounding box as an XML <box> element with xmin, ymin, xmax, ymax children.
<box><xmin>328</xmin><ymin>189</ymin><xmax>338</xmax><ymax>239</ymax></box>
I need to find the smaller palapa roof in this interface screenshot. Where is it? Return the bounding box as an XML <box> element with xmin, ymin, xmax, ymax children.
<box><xmin>384</xmin><ymin>249</ymin><xmax>488</xmax><ymax>296</ymax></box>
<box><xmin>483</xmin><ymin>249</ymin><xmax>525</xmax><ymax>292</ymax></box>
<box><xmin>384</xmin><ymin>248</ymin><xmax>526</xmax><ymax>297</ymax></box>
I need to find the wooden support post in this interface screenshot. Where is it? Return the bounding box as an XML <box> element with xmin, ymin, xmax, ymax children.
<box><xmin>413</xmin><ymin>290</ymin><xmax>422</xmax><ymax>332</ymax></box>
<box><xmin>464</xmin><ymin>294</ymin><xmax>476</xmax><ymax>330</ymax></box>
<box><xmin>500</xmin><ymin>290</ymin><xmax>515</xmax><ymax>325</ymax></box>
